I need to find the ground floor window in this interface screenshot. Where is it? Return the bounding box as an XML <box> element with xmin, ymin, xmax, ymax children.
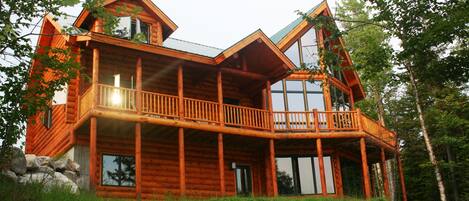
<box><xmin>276</xmin><ymin>156</ymin><xmax>335</xmax><ymax>195</ymax></box>
<box><xmin>101</xmin><ymin>154</ymin><xmax>135</xmax><ymax>187</ymax></box>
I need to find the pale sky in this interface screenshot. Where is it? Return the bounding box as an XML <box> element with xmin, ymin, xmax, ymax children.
<box><xmin>60</xmin><ymin>0</ymin><xmax>338</xmax><ymax>49</ymax></box>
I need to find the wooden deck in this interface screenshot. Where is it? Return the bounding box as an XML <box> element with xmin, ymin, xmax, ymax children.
<box><xmin>78</xmin><ymin>84</ymin><xmax>396</xmax><ymax>147</ymax></box>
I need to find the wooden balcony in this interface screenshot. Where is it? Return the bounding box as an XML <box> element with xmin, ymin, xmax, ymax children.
<box><xmin>78</xmin><ymin>84</ymin><xmax>396</xmax><ymax>147</ymax></box>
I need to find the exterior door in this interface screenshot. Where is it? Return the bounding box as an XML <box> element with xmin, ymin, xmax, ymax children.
<box><xmin>235</xmin><ymin>165</ymin><xmax>252</xmax><ymax>196</ymax></box>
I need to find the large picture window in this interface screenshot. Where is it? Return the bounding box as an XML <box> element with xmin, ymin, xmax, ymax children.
<box><xmin>271</xmin><ymin>80</ymin><xmax>325</xmax><ymax>112</ymax></box>
<box><xmin>276</xmin><ymin>156</ymin><xmax>335</xmax><ymax>195</ymax></box>
<box><xmin>284</xmin><ymin>27</ymin><xmax>319</xmax><ymax>69</ymax></box>
<box><xmin>102</xmin><ymin>154</ymin><xmax>135</xmax><ymax>187</ymax></box>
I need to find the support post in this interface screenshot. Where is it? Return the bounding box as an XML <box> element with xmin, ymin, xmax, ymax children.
<box><xmin>380</xmin><ymin>148</ymin><xmax>390</xmax><ymax>199</ymax></box>
<box><xmin>333</xmin><ymin>154</ymin><xmax>344</xmax><ymax>196</ymax></box>
<box><xmin>360</xmin><ymin>138</ymin><xmax>372</xmax><ymax>199</ymax></box>
<box><xmin>135</xmin><ymin>123</ymin><xmax>142</xmax><ymax>200</ymax></box>
<box><xmin>178</xmin><ymin>128</ymin><xmax>186</xmax><ymax>195</ymax></box>
<box><xmin>217</xmin><ymin>69</ymin><xmax>224</xmax><ymax>125</ymax></box>
<box><xmin>135</xmin><ymin>57</ymin><xmax>142</xmax><ymax>199</ymax></box>
<box><xmin>269</xmin><ymin>139</ymin><xmax>278</xmax><ymax>196</ymax></box>
<box><xmin>91</xmin><ymin>48</ymin><xmax>99</xmax><ymax>109</ymax></box>
<box><xmin>397</xmin><ymin>152</ymin><xmax>407</xmax><ymax>201</ymax></box>
<box><xmin>266</xmin><ymin>80</ymin><xmax>274</xmax><ymax>132</ymax></box>
<box><xmin>218</xmin><ymin>133</ymin><xmax>225</xmax><ymax>195</ymax></box>
<box><xmin>178</xmin><ymin>65</ymin><xmax>184</xmax><ymax>119</ymax></box>
<box><xmin>156</xmin><ymin>22</ymin><xmax>163</xmax><ymax>46</ymax></box>
<box><xmin>89</xmin><ymin>117</ymin><xmax>97</xmax><ymax>190</ymax></box>
<box><xmin>316</xmin><ymin>138</ymin><xmax>327</xmax><ymax>195</ymax></box>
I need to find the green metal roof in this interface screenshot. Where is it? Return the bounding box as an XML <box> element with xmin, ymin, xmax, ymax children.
<box><xmin>270</xmin><ymin>2</ymin><xmax>323</xmax><ymax>44</ymax></box>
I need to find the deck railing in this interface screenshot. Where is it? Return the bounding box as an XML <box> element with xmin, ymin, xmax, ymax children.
<box><xmin>360</xmin><ymin>114</ymin><xmax>397</xmax><ymax>147</ymax></box>
<box><xmin>78</xmin><ymin>84</ymin><xmax>397</xmax><ymax>146</ymax></box>
<box><xmin>273</xmin><ymin>111</ymin><xmax>359</xmax><ymax>132</ymax></box>
<box><xmin>79</xmin><ymin>87</ymin><xmax>93</xmax><ymax>117</ymax></box>
<box><xmin>224</xmin><ymin>104</ymin><xmax>270</xmax><ymax>130</ymax></box>
<box><xmin>184</xmin><ymin>98</ymin><xmax>219</xmax><ymax>123</ymax></box>
<box><xmin>142</xmin><ymin>91</ymin><xmax>179</xmax><ymax>118</ymax></box>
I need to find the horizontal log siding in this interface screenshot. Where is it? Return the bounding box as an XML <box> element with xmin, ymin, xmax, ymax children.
<box><xmin>76</xmin><ymin>131</ymin><xmax>265</xmax><ymax>199</ymax></box>
<box><xmin>26</xmin><ymin>105</ymin><xmax>73</xmax><ymax>156</ymax></box>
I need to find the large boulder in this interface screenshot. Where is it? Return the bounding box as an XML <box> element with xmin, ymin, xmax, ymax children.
<box><xmin>19</xmin><ymin>172</ymin><xmax>79</xmax><ymax>194</ymax></box>
<box><xmin>1</xmin><ymin>169</ymin><xmax>17</xmax><ymax>181</ymax></box>
<box><xmin>66</xmin><ymin>159</ymin><xmax>80</xmax><ymax>173</ymax></box>
<box><xmin>63</xmin><ymin>170</ymin><xmax>77</xmax><ymax>182</ymax></box>
<box><xmin>8</xmin><ymin>147</ymin><xmax>26</xmax><ymax>175</ymax></box>
<box><xmin>37</xmin><ymin>166</ymin><xmax>54</xmax><ymax>174</ymax></box>
<box><xmin>25</xmin><ymin>154</ymin><xmax>40</xmax><ymax>171</ymax></box>
<box><xmin>51</xmin><ymin>158</ymin><xmax>67</xmax><ymax>172</ymax></box>
<box><xmin>36</xmin><ymin>156</ymin><xmax>51</xmax><ymax>167</ymax></box>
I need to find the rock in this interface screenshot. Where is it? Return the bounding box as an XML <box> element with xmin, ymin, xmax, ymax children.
<box><xmin>25</xmin><ymin>154</ymin><xmax>40</xmax><ymax>171</ymax></box>
<box><xmin>1</xmin><ymin>169</ymin><xmax>17</xmax><ymax>181</ymax></box>
<box><xmin>37</xmin><ymin>166</ymin><xmax>54</xmax><ymax>174</ymax></box>
<box><xmin>19</xmin><ymin>172</ymin><xmax>79</xmax><ymax>194</ymax></box>
<box><xmin>8</xmin><ymin>147</ymin><xmax>26</xmax><ymax>175</ymax></box>
<box><xmin>52</xmin><ymin>172</ymin><xmax>79</xmax><ymax>194</ymax></box>
<box><xmin>66</xmin><ymin>159</ymin><xmax>80</xmax><ymax>173</ymax></box>
<box><xmin>51</xmin><ymin>158</ymin><xmax>67</xmax><ymax>172</ymax></box>
<box><xmin>36</xmin><ymin>156</ymin><xmax>51</xmax><ymax>166</ymax></box>
<box><xmin>63</xmin><ymin>170</ymin><xmax>77</xmax><ymax>182</ymax></box>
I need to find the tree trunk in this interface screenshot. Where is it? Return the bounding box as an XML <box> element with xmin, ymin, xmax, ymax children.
<box><xmin>373</xmin><ymin>89</ymin><xmax>386</xmax><ymax>126</ymax></box>
<box><xmin>446</xmin><ymin>145</ymin><xmax>459</xmax><ymax>201</ymax></box>
<box><xmin>406</xmin><ymin>65</ymin><xmax>447</xmax><ymax>201</ymax></box>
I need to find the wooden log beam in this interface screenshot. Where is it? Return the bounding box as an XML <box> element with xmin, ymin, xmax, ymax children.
<box><xmin>266</xmin><ymin>81</ymin><xmax>274</xmax><ymax>132</ymax></box>
<box><xmin>89</xmin><ymin>117</ymin><xmax>97</xmax><ymax>191</ymax></box>
<box><xmin>178</xmin><ymin>65</ymin><xmax>184</xmax><ymax>119</ymax></box>
<box><xmin>333</xmin><ymin>154</ymin><xmax>344</xmax><ymax>196</ymax></box>
<box><xmin>269</xmin><ymin>139</ymin><xmax>278</xmax><ymax>196</ymax></box>
<box><xmin>380</xmin><ymin>148</ymin><xmax>390</xmax><ymax>199</ymax></box>
<box><xmin>316</xmin><ymin>138</ymin><xmax>327</xmax><ymax>195</ymax></box>
<box><xmin>135</xmin><ymin>122</ymin><xmax>142</xmax><ymax>199</ymax></box>
<box><xmin>220</xmin><ymin>67</ymin><xmax>267</xmax><ymax>81</ymax></box>
<box><xmin>217</xmin><ymin>69</ymin><xmax>224</xmax><ymax>126</ymax></box>
<box><xmin>218</xmin><ymin>133</ymin><xmax>225</xmax><ymax>195</ymax></box>
<box><xmin>360</xmin><ymin>138</ymin><xmax>372</xmax><ymax>199</ymax></box>
<box><xmin>91</xmin><ymin>48</ymin><xmax>99</xmax><ymax>109</ymax></box>
<box><xmin>136</xmin><ymin>57</ymin><xmax>142</xmax><ymax>114</ymax></box>
<box><xmin>397</xmin><ymin>150</ymin><xmax>408</xmax><ymax>201</ymax></box>
<box><xmin>178</xmin><ymin>128</ymin><xmax>186</xmax><ymax>195</ymax></box>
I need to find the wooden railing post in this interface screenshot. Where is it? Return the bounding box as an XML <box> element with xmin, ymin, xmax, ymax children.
<box><xmin>356</xmin><ymin>108</ymin><xmax>363</xmax><ymax>132</ymax></box>
<box><xmin>313</xmin><ymin>109</ymin><xmax>320</xmax><ymax>133</ymax></box>
<box><xmin>360</xmin><ymin>138</ymin><xmax>372</xmax><ymax>199</ymax></box>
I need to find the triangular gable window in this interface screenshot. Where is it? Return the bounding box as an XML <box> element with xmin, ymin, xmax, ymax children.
<box><xmin>283</xmin><ymin>27</ymin><xmax>319</xmax><ymax>69</ymax></box>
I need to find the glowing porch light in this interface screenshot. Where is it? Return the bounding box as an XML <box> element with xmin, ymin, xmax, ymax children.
<box><xmin>111</xmin><ymin>74</ymin><xmax>122</xmax><ymax>105</ymax></box>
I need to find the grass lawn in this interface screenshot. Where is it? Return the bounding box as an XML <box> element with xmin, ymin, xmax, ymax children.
<box><xmin>0</xmin><ymin>176</ymin><xmax>384</xmax><ymax>201</ymax></box>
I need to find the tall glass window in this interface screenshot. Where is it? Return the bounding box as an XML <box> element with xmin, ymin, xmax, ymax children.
<box><xmin>301</xmin><ymin>28</ymin><xmax>319</xmax><ymax>68</ymax></box>
<box><xmin>285</xmin><ymin>81</ymin><xmax>305</xmax><ymax>111</ymax></box>
<box><xmin>330</xmin><ymin>85</ymin><xmax>350</xmax><ymax>111</ymax></box>
<box><xmin>284</xmin><ymin>27</ymin><xmax>319</xmax><ymax>68</ymax></box>
<box><xmin>285</xmin><ymin>41</ymin><xmax>301</xmax><ymax>67</ymax></box>
<box><xmin>276</xmin><ymin>156</ymin><xmax>335</xmax><ymax>195</ymax></box>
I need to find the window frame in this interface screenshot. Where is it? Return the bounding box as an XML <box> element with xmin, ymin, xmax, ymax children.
<box><xmin>276</xmin><ymin>155</ymin><xmax>336</xmax><ymax>196</ymax></box>
<box><xmin>284</xmin><ymin>26</ymin><xmax>319</xmax><ymax>69</ymax></box>
<box><xmin>100</xmin><ymin>153</ymin><xmax>136</xmax><ymax>188</ymax></box>
<box><xmin>42</xmin><ymin>106</ymin><xmax>52</xmax><ymax>129</ymax></box>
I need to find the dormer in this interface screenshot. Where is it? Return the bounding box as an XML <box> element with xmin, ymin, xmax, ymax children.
<box><xmin>73</xmin><ymin>0</ymin><xmax>177</xmax><ymax>46</ymax></box>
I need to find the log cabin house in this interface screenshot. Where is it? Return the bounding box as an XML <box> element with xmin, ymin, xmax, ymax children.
<box><xmin>26</xmin><ymin>0</ymin><xmax>407</xmax><ymax>200</ymax></box>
